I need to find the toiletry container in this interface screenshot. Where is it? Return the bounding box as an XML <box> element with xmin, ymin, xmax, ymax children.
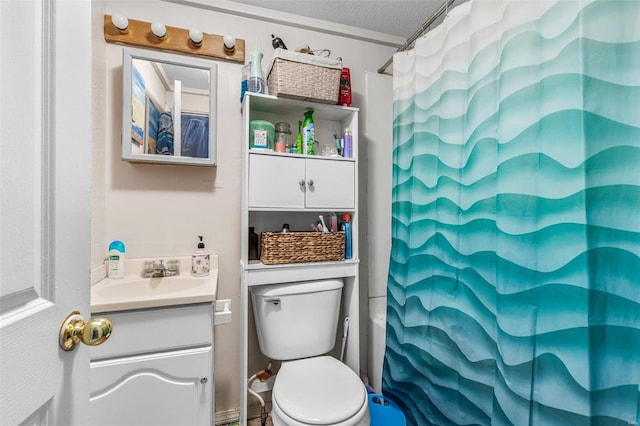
<box><xmin>240</xmin><ymin>63</ymin><xmax>250</xmax><ymax>103</ymax></box>
<box><xmin>274</xmin><ymin>122</ymin><xmax>291</xmax><ymax>153</ymax></box>
<box><xmin>341</xmin><ymin>214</ymin><xmax>352</xmax><ymax>259</ymax></box>
<box><xmin>343</xmin><ymin>128</ymin><xmax>353</xmax><ymax>158</ymax></box>
<box><xmin>248</xmin><ymin>227</ymin><xmax>259</xmax><ymax>260</ymax></box>
<box><xmin>192</xmin><ymin>236</ymin><xmax>210</xmax><ymax>276</ymax></box>
<box><xmin>249</xmin><ymin>120</ymin><xmax>275</xmax><ymax>150</ymax></box>
<box><xmin>338</xmin><ymin>67</ymin><xmax>352</xmax><ymax>106</ymax></box>
<box><xmin>302</xmin><ymin>110</ymin><xmax>315</xmax><ymax>155</ymax></box>
<box><xmin>107</xmin><ymin>240</ymin><xmax>126</xmax><ymax>279</ymax></box>
<box><xmin>248</xmin><ymin>50</ymin><xmax>266</xmax><ymax>94</ymax></box>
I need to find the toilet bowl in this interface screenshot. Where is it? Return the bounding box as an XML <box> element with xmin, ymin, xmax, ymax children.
<box><xmin>270</xmin><ymin>356</ymin><xmax>370</xmax><ymax>426</ymax></box>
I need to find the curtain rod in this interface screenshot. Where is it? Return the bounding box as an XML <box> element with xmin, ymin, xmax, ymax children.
<box><xmin>377</xmin><ymin>0</ymin><xmax>457</xmax><ymax>74</ymax></box>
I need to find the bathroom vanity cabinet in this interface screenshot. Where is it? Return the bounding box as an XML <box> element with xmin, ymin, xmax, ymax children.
<box><xmin>240</xmin><ymin>93</ymin><xmax>360</xmax><ymax>425</ymax></box>
<box><xmin>88</xmin><ymin>303</ymin><xmax>214</xmax><ymax>426</ymax></box>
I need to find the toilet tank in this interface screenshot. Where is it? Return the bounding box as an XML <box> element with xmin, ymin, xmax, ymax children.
<box><xmin>250</xmin><ymin>279</ymin><xmax>343</xmax><ymax>360</ymax></box>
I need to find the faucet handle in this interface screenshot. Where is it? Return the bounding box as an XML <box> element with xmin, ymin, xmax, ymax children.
<box><xmin>166</xmin><ymin>259</ymin><xmax>180</xmax><ymax>272</ymax></box>
<box><xmin>153</xmin><ymin>259</ymin><xmax>165</xmax><ymax>268</ymax></box>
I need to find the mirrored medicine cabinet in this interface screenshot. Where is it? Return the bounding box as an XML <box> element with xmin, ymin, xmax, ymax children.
<box><xmin>121</xmin><ymin>47</ymin><xmax>217</xmax><ymax>166</ymax></box>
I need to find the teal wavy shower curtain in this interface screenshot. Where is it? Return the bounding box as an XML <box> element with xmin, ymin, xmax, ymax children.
<box><xmin>385</xmin><ymin>0</ymin><xmax>640</xmax><ymax>424</ymax></box>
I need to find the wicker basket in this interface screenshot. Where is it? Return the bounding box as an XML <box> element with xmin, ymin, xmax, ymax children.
<box><xmin>260</xmin><ymin>232</ymin><xmax>345</xmax><ymax>265</ymax></box>
<box><xmin>267</xmin><ymin>50</ymin><xmax>341</xmax><ymax>104</ymax></box>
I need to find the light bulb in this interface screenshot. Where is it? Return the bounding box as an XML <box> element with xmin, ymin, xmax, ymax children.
<box><xmin>189</xmin><ymin>29</ymin><xmax>203</xmax><ymax>45</ymax></box>
<box><xmin>223</xmin><ymin>35</ymin><xmax>236</xmax><ymax>51</ymax></box>
<box><xmin>151</xmin><ymin>22</ymin><xmax>167</xmax><ymax>39</ymax></box>
<box><xmin>111</xmin><ymin>14</ymin><xmax>129</xmax><ymax>32</ymax></box>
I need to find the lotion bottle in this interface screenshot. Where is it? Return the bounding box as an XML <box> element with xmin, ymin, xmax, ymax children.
<box><xmin>192</xmin><ymin>236</ymin><xmax>210</xmax><ymax>276</ymax></box>
<box><xmin>107</xmin><ymin>240</ymin><xmax>125</xmax><ymax>279</ymax></box>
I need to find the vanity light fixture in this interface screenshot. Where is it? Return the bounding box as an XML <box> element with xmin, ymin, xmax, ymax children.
<box><xmin>223</xmin><ymin>35</ymin><xmax>236</xmax><ymax>52</ymax></box>
<box><xmin>103</xmin><ymin>15</ymin><xmax>245</xmax><ymax>63</ymax></box>
<box><xmin>151</xmin><ymin>22</ymin><xmax>167</xmax><ymax>39</ymax></box>
<box><xmin>111</xmin><ymin>14</ymin><xmax>129</xmax><ymax>33</ymax></box>
<box><xmin>189</xmin><ymin>29</ymin><xmax>204</xmax><ymax>46</ymax></box>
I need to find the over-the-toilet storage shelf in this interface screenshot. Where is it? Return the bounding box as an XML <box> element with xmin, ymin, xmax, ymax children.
<box><xmin>239</xmin><ymin>92</ymin><xmax>360</xmax><ymax>425</ymax></box>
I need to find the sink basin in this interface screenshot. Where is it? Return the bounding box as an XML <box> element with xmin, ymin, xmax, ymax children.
<box><xmin>91</xmin><ymin>256</ymin><xmax>218</xmax><ymax>313</ymax></box>
<box><xmin>96</xmin><ymin>276</ymin><xmax>207</xmax><ymax>298</ymax></box>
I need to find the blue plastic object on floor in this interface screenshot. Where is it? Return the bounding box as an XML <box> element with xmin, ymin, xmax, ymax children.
<box><xmin>368</xmin><ymin>393</ymin><xmax>406</xmax><ymax>426</ymax></box>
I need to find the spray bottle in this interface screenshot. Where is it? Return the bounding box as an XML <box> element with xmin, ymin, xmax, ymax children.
<box><xmin>302</xmin><ymin>110</ymin><xmax>315</xmax><ymax>155</ymax></box>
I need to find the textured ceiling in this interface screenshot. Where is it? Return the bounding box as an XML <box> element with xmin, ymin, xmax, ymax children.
<box><xmin>225</xmin><ymin>0</ymin><xmax>453</xmax><ymax>39</ymax></box>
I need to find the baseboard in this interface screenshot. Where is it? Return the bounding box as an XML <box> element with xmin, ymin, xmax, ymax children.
<box><xmin>215</xmin><ymin>408</ymin><xmax>240</xmax><ymax>425</ymax></box>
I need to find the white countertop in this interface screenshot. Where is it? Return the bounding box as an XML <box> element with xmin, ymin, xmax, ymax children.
<box><xmin>91</xmin><ymin>256</ymin><xmax>218</xmax><ymax>313</ymax></box>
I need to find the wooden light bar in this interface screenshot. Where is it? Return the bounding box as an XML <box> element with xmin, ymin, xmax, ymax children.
<box><xmin>104</xmin><ymin>14</ymin><xmax>245</xmax><ymax>63</ymax></box>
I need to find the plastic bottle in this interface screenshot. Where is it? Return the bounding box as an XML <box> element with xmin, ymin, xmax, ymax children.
<box><xmin>341</xmin><ymin>214</ymin><xmax>352</xmax><ymax>259</ymax></box>
<box><xmin>271</xmin><ymin>34</ymin><xmax>287</xmax><ymax>50</ymax></box>
<box><xmin>248</xmin><ymin>50</ymin><xmax>266</xmax><ymax>94</ymax></box>
<box><xmin>107</xmin><ymin>240</ymin><xmax>125</xmax><ymax>279</ymax></box>
<box><xmin>248</xmin><ymin>228</ymin><xmax>259</xmax><ymax>260</ymax></box>
<box><xmin>343</xmin><ymin>128</ymin><xmax>353</xmax><ymax>158</ymax></box>
<box><xmin>240</xmin><ymin>63</ymin><xmax>250</xmax><ymax>103</ymax></box>
<box><xmin>192</xmin><ymin>236</ymin><xmax>210</xmax><ymax>276</ymax></box>
<box><xmin>296</xmin><ymin>121</ymin><xmax>303</xmax><ymax>154</ymax></box>
<box><xmin>302</xmin><ymin>110</ymin><xmax>315</xmax><ymax>155</ymax></box>
<box><xmin>338</xmin><ymin>67</ymin><xmax>352</xmax><ymax>106</ymax></box>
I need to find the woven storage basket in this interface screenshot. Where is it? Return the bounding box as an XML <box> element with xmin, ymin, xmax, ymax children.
<box><xmin>267</xmin><ymin>50</ymin><xmax>341</xmax><ymax>104</ymax></box>
<box><xmin>260</xmin><ymin>232</ymin><xmax>345</xmax><ymax>265</ymax></box>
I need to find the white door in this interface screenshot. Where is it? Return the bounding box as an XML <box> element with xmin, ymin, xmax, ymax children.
<box><xmin>0</xmin><ymin>1</ymin><xmax>92</xmax><ymax>425</ymax></box>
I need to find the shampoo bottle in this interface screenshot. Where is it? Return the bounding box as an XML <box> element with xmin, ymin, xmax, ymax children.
<box><xmin>107</xmin><ymin>240</ymin><xmax>125</xmax><ymax>279</ymax></box>
<box><xmin>192</xmin><ymin>236</ymin><xmax>210</xmax><ymax>276</ymax></box>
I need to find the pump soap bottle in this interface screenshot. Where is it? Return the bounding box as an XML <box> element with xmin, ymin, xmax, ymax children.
<box><xmin>107</xmin><ymin>240</ymin><xmax>125</xmax><ymax>279</ymax></box>
<box><xmin>192</xmin><ymin>236</ymin><xmax>210</xmax><ymax>276</ymax></box>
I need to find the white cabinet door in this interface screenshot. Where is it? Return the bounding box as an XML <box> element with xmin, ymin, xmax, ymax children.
<box><xmin>249</xmin><ymin>154</ymin><xmax>306</xmax><ymax>208</ymax></box>
<box><xmin>90</xmin><ymin>347</ymin><xmax>212</xmax><ymax>426</ymax></box>
<box><xmin>305</xmin><ymin>158</ymin><xmax>355</xmax><ymax>209</ymax></box>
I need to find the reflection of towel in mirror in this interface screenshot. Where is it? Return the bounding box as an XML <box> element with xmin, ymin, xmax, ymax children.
<box><xmin>181</xmin><ymin>115</ymin><xmax>208</xmax><ymax>158</ymax></box>
<box><xmin>156</xmin><ymin>112</ymin><xmax>174</xmax><ymax>155</ymax></box>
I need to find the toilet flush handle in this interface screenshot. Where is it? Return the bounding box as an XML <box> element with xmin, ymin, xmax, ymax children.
<box><xmin>264</xmin><ymin>298</ymin><xmax>281</xmax><ymax>305</ymax></box>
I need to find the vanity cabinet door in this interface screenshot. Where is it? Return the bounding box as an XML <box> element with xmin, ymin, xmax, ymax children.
<box><xmin>249</xmin><ymin>154</ymin><xmax>305</xmax><ymax>208</ymax></box>
<box><xmin>304</xmin><ymin>158</ymin><xmax>354</xmax><ymax>209</ymax></box>
<box><xmin>90</xmin><ymin>346</ymin><xmax>212</xmax><ymax>426</ymax></box>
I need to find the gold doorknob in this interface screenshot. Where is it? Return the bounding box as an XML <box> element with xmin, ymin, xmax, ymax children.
<box><xmin>59</xmin><ymin>311</ymin><xmax>112</xmax><ymax>351</ymax></box>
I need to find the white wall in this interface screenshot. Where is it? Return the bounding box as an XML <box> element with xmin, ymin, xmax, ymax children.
<box><xmin>92</xmin><ymin>0</ymin><xmax>398</xmax><ymax>419</ymax></box>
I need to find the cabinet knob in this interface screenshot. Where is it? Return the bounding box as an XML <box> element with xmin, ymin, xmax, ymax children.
<box><xmin>298</xmin><ymin>179</ymin><xmax>305</xmax><ymax>188</ymax></box>
<box><xmin>307</xmin><ymin>179</ymin><xmax>314</xmax><ymax>188</ymax></box>
<box><xmin>200</xmin><ymin>376</ymin><xmax>208</xmax><ymax>384</ymax></box>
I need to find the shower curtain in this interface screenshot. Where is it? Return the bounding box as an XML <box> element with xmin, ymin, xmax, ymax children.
<box><xmin>384</xmin><ymin>0</ymin><xmax>640</xmax><ymax>424</ymax></box>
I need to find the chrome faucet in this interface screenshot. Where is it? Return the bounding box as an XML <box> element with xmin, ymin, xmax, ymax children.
<box><xmin>141</xmin><ymin>259</ymin><xmax>180</xmax><ymax>278</ymax></box>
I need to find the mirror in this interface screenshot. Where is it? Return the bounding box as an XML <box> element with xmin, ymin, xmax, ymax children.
<box><xmin>122</xmin><ymin>47</ymin><xmax>217</xmax><ymax>166</ymax></box>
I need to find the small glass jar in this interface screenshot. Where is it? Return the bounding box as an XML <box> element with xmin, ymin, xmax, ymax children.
<box><xmin>274</xmin><ymin>122</ymin><xmax>291</xmax><ymax>153</ymax></box>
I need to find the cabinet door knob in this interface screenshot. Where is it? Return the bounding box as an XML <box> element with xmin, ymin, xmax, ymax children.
<box><xmin>298</xmin><ymin>179</ymin><xmax>305</xmax><ymax>188</ymax></box>
<box><xmin>200</xmin><ymin>376</ymin><xmax>208</xmax><ymax>384</ymax></box>
<box><xmin>307</xmin><ymin>179</ymin><xmax>314</xmax><ymax>188</ymax></box>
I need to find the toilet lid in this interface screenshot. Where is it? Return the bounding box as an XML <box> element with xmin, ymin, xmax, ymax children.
<box><xmin>273</xmin><ymin>356</ymin><xmax>366</xmax><ymax>425</ymax></box>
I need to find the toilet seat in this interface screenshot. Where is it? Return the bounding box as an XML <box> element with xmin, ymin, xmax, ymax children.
<box><xmin>271</xmin><ymin>356</ymin><xmax>368</xmax><ymax>425</ymax></box>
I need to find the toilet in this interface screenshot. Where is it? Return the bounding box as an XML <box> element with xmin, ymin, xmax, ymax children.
<box><xmin>250</xmin><ymin>279</ymin><xmax>370</xmax><ymax>426</ymax></box>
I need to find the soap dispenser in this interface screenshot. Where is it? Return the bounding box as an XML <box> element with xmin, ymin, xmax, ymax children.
<box><xmin>191</xmin><ymin>236</ymin><xmax>210</xmax><ymax>276</ymax></box>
